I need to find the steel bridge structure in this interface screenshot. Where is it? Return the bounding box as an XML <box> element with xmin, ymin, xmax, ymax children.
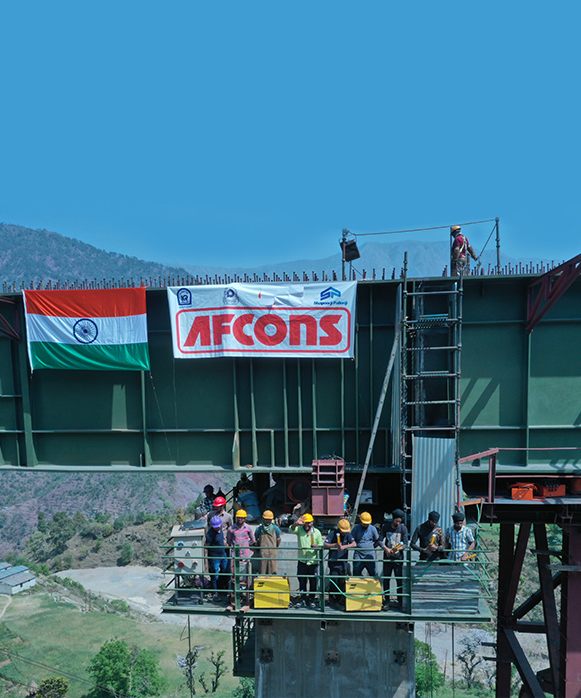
<box><xmin>1</xmin><ymin>261</ymin><xmax>581</xmax><ymax>698</ymax></box>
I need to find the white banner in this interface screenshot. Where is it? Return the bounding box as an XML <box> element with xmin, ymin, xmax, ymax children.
<box><xmin>167</xmin><ymin>282</ymin><xmax>357</xmax><ymax>359</ymax></box>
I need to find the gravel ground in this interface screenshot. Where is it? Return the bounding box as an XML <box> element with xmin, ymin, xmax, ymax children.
<box><xmin>56</xmin><ymin>566</ymin><xmax>234</xmax><ymax>631</ymax></box>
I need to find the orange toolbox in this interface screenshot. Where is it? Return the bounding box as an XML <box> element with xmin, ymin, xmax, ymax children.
<box><xmin>510</xmin><ymin>483</ymin><xmax>535</xmax><ymax>500</ymax></box>
<box><xmin>537</xmin><ymin>481</ymin><xmax>566</xmax><ymax>498</ymax></box>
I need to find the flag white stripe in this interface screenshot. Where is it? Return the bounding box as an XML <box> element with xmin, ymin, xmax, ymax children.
<box><xmin>26</xmin><ymin>314</ymin><xmax>148</xmax><ymax>346</ymax></box>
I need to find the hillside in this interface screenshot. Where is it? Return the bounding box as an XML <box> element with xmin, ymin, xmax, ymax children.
<box><xmin>0</xmin><ymin>471</ymin><xmax>236</xmax><ymax>557</ymax></box>
<box><xmin>0</xmin><ymin>223</ymin><xmax>191</xmax><ymax>286</ymax></box>
<box><xmin>0</xmin><ymin>222</ymin><xmax>551</xmax><ymax>287</ymax></box>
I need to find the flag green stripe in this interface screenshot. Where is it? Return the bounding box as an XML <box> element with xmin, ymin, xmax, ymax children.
<box><xmin>29</xmin><ymin>341</ymin><xmax>150</xmax><ymax>371</ymax></box>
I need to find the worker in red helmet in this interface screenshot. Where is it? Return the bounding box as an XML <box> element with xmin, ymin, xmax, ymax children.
<box><xmin>450</xmin><ymin>225</ymin><xmax>478</xmax><ymax>276</ymax></box>
<box><xmin>204</xmin><ymin>496</ymin><xmax>233</xmax><ymax>596</ymax></box>
<box><xmin>205</xmin><ymin>496</ymin><xmax>233</xmax><ymax>535</ymax></box>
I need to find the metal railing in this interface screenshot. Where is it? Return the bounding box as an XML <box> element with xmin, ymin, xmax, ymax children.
<box><xmin>161</xmin><ymin>539</ymin><xmax>493</xmax><ymax>617</ymax></box>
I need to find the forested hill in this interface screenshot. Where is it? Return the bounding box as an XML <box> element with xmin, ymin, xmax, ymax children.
<box><xmin>0</xmin><ymin>470</ymin><xmax>236</xmax><ymax>557</ymax></box>
<box><xmin>0</xmin><ymin>223</ymin><xmax>190</xmax><ymax>285</ymax></box>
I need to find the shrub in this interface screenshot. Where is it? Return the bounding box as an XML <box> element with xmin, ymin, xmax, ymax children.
<box><xmin>119</xmin><ymin>542</ymin><xmax>133</xmax><ymax>566</ymax></box>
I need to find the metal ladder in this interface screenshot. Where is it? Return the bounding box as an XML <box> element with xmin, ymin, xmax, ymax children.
<box><xmin>400</xmin><ymin>271</ymin><xmax>463</xmax><ymax>515</ymax></box>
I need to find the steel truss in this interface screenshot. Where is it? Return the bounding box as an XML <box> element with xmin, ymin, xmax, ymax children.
<box><xmin>493</xmin><ymin>522</ymin><xmax>581</xmax><ymax>698</ymax></box>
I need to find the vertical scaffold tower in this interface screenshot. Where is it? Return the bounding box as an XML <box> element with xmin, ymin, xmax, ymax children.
<box><xmin>400</xmin><ymin>264</ymin><xmax>464</xmax><ymax>517</ymax></box>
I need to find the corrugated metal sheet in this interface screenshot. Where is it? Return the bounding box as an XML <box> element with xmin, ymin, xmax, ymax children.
<box><xmin>0</xmin><ymin>562</ymin><xmax>10</xmax><ymax>571</ymax></box>
<box><xmin>411</xmin><ymin>436</ymin><xmax>456</xmax><ymax>531</ymax></box>
<box><xmin>0</xmin><ymin>565</ymin><xmax>28</xmax><ymax>580</ymax></box>
<box><xmin>0</xmin><ymin>571</ymin><xmax>35</xmax><ymax>586</ymax></box>
<box><xmin>412</xmin><ymin>563</ymin><xmax>480</xmax><ymax>615</ymax></box>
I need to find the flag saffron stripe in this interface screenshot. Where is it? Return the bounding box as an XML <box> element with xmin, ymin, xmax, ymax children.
<box><xmin>26</xmin><ymin>314</ymin><xmax>148</xmax><ymax>346</ymax></box>
<box><xmin>24</xmin><ymin>288</ymin><xmax>147</xmax><ymax>318</ymax></box>
<box><xmin>29</xmin><ymin>342</ymin><xmax>150</xmax><ymax>371</ymax></box>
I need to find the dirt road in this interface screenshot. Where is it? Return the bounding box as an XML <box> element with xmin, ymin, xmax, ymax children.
<box><xmin>56</xmin><ymin>566</ymin><xmax>234</xmax><ymax>632</ymax></box>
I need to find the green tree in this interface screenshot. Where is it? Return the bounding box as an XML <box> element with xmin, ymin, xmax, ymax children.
<box><xmin>48</xmin><ymin>512</ymin><xmax>76</xmax><ymax>554</ymax></box>
<box><xmin>119</xmin><ymin>542</ymin><xmax>134</xmax><ymax>566</ymax></box>
<box><xmin>232</xmin><ymin>677</ymin><xmax>255</xmax><ymax>698</ymax></box>
<box><xmin>38</xmin><ymin>510</ymin><xmax>48</xmax><ymax>533</ymax></box>
<box><xmin>72</xmin><ymin>510</ymin><xmax>87</xmax><ymax>530</ymax></box>
<box><xmin>415</xmin><ymin>639</ymin><xmax>444</xmax><ymax>697</ymax></box>
<box><xmin>114</xmin><ymin>517</ymin><xmax>124</xmax><ymax>532</ymax></box>
<box><xmin>37</xmin><ymin>676</ymin><xmax>70</xmax><ymax>697</ymax></box>
<box><xmin>88</xmin><ymin>638</ymin><xmax>167</xmax><ymax>698</ymax></box>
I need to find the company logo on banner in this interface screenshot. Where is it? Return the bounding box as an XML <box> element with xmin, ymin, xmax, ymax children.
<box><xmin>167</xmin><ymin>282</ymin><xmax>357</xmax><ymax>359</ymax></box>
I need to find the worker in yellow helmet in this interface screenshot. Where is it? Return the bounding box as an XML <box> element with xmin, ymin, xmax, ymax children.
<box><xmin>351</xmin><ymin>512</ymin><xmax>380</xmax><ymax>577</ymax></box>
<box><xmin>323</xmin><ymin>518</ymin><xmax>357</xmax><ymax>608</ymax></box>
<box><xmin>450</xmin><ymin>225</ymin><xmax>478</xmax><ymax>276</ymax></box>
<box><xmin>255</xmin><ymin>510</ymin><xmax>281</xmax><ymax>575</ymax></box>
<box><xmin>226</xmin><ymin>509</ymin><xmax>255</xmax><ymax>612</ymax></box>
<box><xmin>290</xmin><ymin>513</ymin><xmax>323</xmax><ymax>608</ymax></box>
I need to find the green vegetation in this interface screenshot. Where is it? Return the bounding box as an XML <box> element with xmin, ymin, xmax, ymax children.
<box><xmin>232</xmin><ymin>677</ymin><xmax>255</xmax><ymax>698</ymax></box>
<box><xmin>37</xmin><ymin>676</ymin><xmax>70</xmax><ymax>697</ymax></box>
<box><xmin>0</xmin><ymin>223</ymin><xmax>191</xmax><ymax>286</ymax></box>
<box><xmin>415</xmin><ymin>639</ymin><xmax>445</xmax><ymax>697</ymax></box>
<box><xmin>119</xmin><ymin>542</ymin><xmax>134</xmax><ymax>566</ymax></box>
<box><xmin>0</xmin><ymin>591</ymin><xmax>237</xmax><ymax>697</ymax></box>
<box><xmin>88</xmin><ymin>638</ymin><xmax>167</xmax><ymax>697</ymax></box>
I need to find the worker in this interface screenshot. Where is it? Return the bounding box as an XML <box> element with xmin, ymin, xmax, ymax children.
<box><xmin>200</xmin><ymin>485</ymin><xmax>215</xmax><ymax>514</ymax></box>
<box><xmin>450</xmin><ymin>225</ymin><xmax>478</xmax><ymax>276</ymax></box>
<box><xmin>323</xmin><ymin>518</ymin><xmax>356</xmax><ymax>608</ymax></box>
<box><xmin>290</xmin><ymin>513</ymin><xmax>323</xmax><ymax>609</ymax></box>
<box><xmin>226</xmin><ymin>509</ymin><xmax>256</xmax><ymax>612</ymax></box>
<box><xmin>410</xmin><ymin>510</ymin><xmax>445</xmax><ymax>562</ymax></box>
<box><xmin>445</xmin><ymin>511</ymin><xmax>475</xmax><ymax>561</ymax></box>
<box><xmin>205</xmin><ymin>496</ymin><xmax>233</xmax><ymax>536</ymax></box>
<box><xmin>381</xmin><ymin>508</ymin><xmax>409</xmax><ymax>609</ymax></box>
<box><xmin>254</xmin><ymin>510</ymin><xmax>281</xmax><ymax>574</ymax></box>
<box><xmin>351</xmin><ymin>512</ymin><xmax>381</xmax><ymax>577</ymax></box>
<box><xmin>236</xmin><ymin>484</ymin><xmax>261</xmax><ymax>522</ymax></box>
<box><xmin>205</xmin><ymin>516</ymin><xmax>229</xmax><ymax>600</ymax></box>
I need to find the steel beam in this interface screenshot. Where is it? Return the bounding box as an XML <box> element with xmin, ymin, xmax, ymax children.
<box><xmin>513</xmin><ymin>572</ymin><xmax>562</xmax><ymax>620</ymax></box>
<box><xmin>504</xmin><ymin>628</ymin><xmax>547</xmax><ymax>698</ymax></box>
<box><xmin>534</xmin><ymin>524</ymin><xmax>561</xmax><ymax>696</ymax></box>
<box><xmin>527</xmin><ymin>253</ymin><xmax>581</xmax><ymax>333</ymax></box>
<box><xmin>561</xmin><ymin>527</ymin><xmax>581</xmax><ymax>698</ymax></box>
<box><xmin>496</xmin><ymin>523</ymin><xmax>515</xmax><ymax>698</ymax></box>
<box><xmin>503</xmin><ymin>523</ymin><xmax>531</xmax><ymax>616</ymax></box>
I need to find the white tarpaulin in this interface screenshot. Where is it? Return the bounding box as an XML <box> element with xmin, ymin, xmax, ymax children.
<box><xmin>167</xmin><ymin>282</ymin><xmax>357</xmax><ymax>359</ymax></box>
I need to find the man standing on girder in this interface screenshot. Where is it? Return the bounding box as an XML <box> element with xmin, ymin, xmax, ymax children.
<box><xmin>451</xmin><ymin>225</ymin><xmax>478</xmax><ymax>276</ymax></box>
<box><xmin>324</xmin><ymin>518</ymin><xmax>357</xmax><ymax>608</ymax></box>
<box><xmin>381</xmin><ymin>508</ymin><xmax>409</xmax><ymax>609</ymax></box>
<box><xmin>410</xmin><ymin>510</ymin><xmax>445</xmax><ymax>562</ymax></box>
<box><xmin>445</xmin><ymin>511</ymin><xmax>475</xmax><ymax>561</ymax></box>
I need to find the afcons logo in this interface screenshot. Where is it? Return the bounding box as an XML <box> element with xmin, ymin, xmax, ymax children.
<box><xmin>320</xmin><ymin>287</ymin><xmax>341</xmax><ymax>301</ymax></box>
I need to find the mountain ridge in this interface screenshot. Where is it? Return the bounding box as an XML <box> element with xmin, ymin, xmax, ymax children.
<box><xmin>1</xmin><ymin>222</ymin><xmax>554</xmax><ymax>285</ymax></box>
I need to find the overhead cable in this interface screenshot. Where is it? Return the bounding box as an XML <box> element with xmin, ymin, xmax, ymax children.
<box><xmin>355</xmin><ymin>218</ymin><xmax>498</xmax><ymax>237</ymax></box>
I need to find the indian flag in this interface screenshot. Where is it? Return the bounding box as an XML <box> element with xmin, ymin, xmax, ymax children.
<box><xmin>23</xmin><ymin>288</ymin><xmax>150</xmax><ymax>371</ymax></box>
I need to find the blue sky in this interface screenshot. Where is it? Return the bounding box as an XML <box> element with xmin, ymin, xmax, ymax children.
<box><xmin>1</xmin><ymin>2</ymin><xmax>579</xmax><ymax>269</ymax></box>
